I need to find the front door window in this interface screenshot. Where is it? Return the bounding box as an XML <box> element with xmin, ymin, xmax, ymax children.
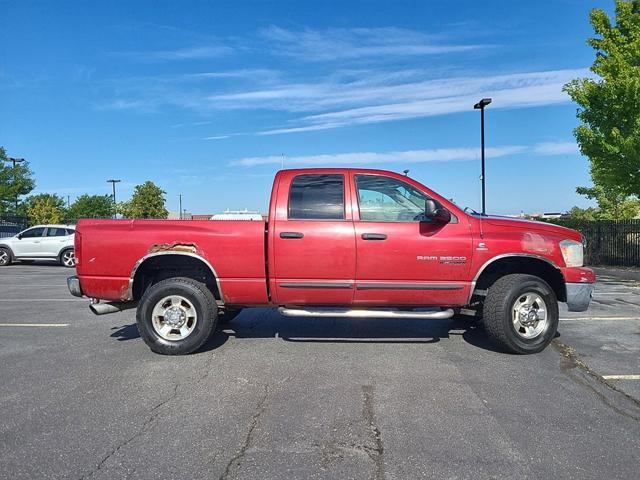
<box><xmin>355</xmin><ymin>174</ymin><xmax>428</xmax><ymax>222</ymax></box>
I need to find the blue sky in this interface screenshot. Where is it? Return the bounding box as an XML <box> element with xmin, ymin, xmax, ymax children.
<box><xmin>1</xmin><ymin>0</ymin><xmax>608</xmax><ymax>215</ymax></box>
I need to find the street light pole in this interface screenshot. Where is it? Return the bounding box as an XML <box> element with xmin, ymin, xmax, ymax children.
<box><xmin>106</xmin><ymin>179</ymin><xmax>121</xmax><ymax>218</ymax></box>
<box><xmin>6</xmin><ymin>157</ymin><xmax>25</xmax><ymax>213</ymax></box>
<box><xmin>473</xmin><ymin>98</ymin><xmax>492</xmax><ymax>215</ymax></box>
<box><xmin>179</xmin><ymin>194</ymin><xmax>183</xmax><ymax>220</ymax></box>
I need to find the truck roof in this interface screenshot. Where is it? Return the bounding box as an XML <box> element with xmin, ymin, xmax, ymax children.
<box><xmin>276</xmin><ymin>167</ymin><xmax>410</xmax><ymax>176</ymax></box>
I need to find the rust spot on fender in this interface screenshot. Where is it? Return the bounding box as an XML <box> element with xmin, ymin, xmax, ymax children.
<box><xmin>121</xmin><ymin>283</ymin><xmax>132</xmax><ymax>302</ymax></box>
<box><xmin>148</xmin><ymin>242</ymin><xmax>199</xmax><ymax>255</ymax></box>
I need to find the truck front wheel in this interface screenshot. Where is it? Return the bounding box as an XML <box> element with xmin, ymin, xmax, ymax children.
<box><xmin>136</xmin><ymin>277</ymin><xmax>217</xmax><ymax>355</ymax></box>
<box><xmin>482</xmin><ymin>274</ymin><xmax>558</xmax><ymax>354</ymax></box>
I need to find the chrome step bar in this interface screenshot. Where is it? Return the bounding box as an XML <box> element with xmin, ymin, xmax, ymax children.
<box><xmin>278</xmin><ymin>307</ymin><xmax>454</xmax><ymax>320</ymax></box>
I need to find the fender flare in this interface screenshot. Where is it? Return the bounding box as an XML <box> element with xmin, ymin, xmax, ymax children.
<box><xmin>128</xmin><ymin>251</ymin><xmax>225</xmax><ymax>302</ymax></box>
<box><xmin>469</xmin><ymin>253</ymin><xmax>562</xmax><ymax>303</ymax></box>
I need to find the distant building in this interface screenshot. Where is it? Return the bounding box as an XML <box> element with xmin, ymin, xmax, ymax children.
<box><xmin>167</xmin><ymin>211</ymin><xmax>192</xmax><ymax>220</ymax></box>
<box><xmin>527</xmin><ymin>212</ymin><xmax>568</xmax><ymax>220</ymax></box>
<box><xmin>211</xmin><ymin>209</ymin><xmax>263</xmax><ymax>221</ymax></box>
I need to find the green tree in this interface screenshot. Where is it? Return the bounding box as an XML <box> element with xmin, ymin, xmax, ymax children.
<box><xmin>120</xmin><ymin>181</ymin><xmax>168</xmax><ymax>219</ymax></box>
<box><xmin>68</xmin><ymin>194</ymin><xmax>113</xmax><ymax>220</ymax></box>
<box><xmin>564</xmin><ymin>1</ymin><xmax>640</xmax><ymax>201</ymax></box>
<box><xmin>566</xmin><ymin>206</ymin><xmax>600</xmax><ymax>221</ymax></box>
<box><xmin>26</xmin><ymin>194</ymin><xmax>65</xmax><ymax>225</ymax></box>
<box><xmin>576</xmin><ymin>185</ymin><xmax>640</xmax><ymax>219</ymax></box>
<box><xmin>0</xmin><ymin>147</ymin><xmax>36</xmax><ymax>214</ymax></box>
<box><xmin>27</xmin><ymin>194</ymin><xmax>65</xmax><ymax>225</ymax></box>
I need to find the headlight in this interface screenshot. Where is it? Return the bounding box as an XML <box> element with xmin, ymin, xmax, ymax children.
<box><xmin>559</xmin><ymin>239</ymin><xmax>583</xmax><ymax>267</ymax></box>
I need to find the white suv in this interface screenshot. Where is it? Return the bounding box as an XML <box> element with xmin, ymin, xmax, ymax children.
<box><xmin>0</xmin><ymin>225</ymin><xmax>76</xmax><ymax>267</ymax></box>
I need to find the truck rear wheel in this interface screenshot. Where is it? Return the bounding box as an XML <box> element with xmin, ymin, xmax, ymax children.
<box><xmin>482</xmin><ymin>274</ymin><xmax>558</xmax><ymax>354</ymax></box>
<box><xmin>136</xmin><ymin>277</ymin><xmax>217</xmax><ymax>355</ymax></box>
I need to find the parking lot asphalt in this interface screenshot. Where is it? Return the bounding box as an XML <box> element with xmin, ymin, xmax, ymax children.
<box><xmin>1</xmin><ymin>264</ymin><xmax>639</xmax><ymax>480</ymax></box>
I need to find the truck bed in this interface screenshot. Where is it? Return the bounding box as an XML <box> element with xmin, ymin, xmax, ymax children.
<box><xmin>75</xmin><ymin>219</ymin><xmax>268</xmax><ymax>304</ymax></box>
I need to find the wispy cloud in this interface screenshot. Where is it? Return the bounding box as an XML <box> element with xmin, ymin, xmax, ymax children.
<box><xmin>229</xmin><ymin>145</ymin><xmax>526</xmax><ymax>167</ymax></box>
<box><xmin>203</xmin><ymin>135</ymin><xmax>230</xmax><ymax>140</ymax></box>
<box><xmin>259</xmin><ymin>26</ymin><xmax>487</xmax><ymax>61</ymax></box>
<box><xmin>100</xmin><ymin>24</ymin><xmax>588</xmax><ymax>136</ymax></box>
<box><xmin>229</xmin><ymin>141</ymin><xmax>578</xmax><ymax>167</ymax></box>
<box><xmin>114</xmin><ymin>45</ymin><xmax>233</xmax><ymax>61</ymax></box>
<box><xmin>533</xmin><ymin>141</ymin><xmax>578</xmax><ymax>155</ymax></box>
<box><xmin>103</xmin><ymin>68</ymin><xmax>587</xmax><ymax>132</ymax></box>
<box><xmin>247</xmin><ymin>69</ymin><xmax>588</xmax><ymax>133</ymax></box>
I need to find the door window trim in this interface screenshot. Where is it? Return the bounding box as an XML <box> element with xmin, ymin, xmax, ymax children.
<box><xmin>353</xmin><ymin>173</ymin><xmax>457</xmax><ymax>224</ymax></box>
<box><xmin>287</xmin><ymin>173</ymin><xmax>347</xmax><ymax>222</ymax></box>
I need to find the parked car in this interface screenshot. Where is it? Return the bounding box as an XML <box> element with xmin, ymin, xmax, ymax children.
<box><xmin>0</xmin><ymin>224</ymin><xmax>76</xmax><ymax>267</ymax></box>
<box><xmin>67</xmin><ymin>168</ymin><xmax>595</xmax><ymax>355</ymax></box>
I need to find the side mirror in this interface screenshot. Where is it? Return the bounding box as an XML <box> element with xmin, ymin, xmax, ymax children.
<box><xmin>424</xmin><ymin>199</ymin><xmax>451</xmax><ymax>224</ymax></box>
<box><xmin>16</xmin><ymin>234</ymin><xmax>23</xmax><ymax>240</ymax></box>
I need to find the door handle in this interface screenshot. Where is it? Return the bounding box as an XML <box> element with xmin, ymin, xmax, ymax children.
<box><xmin>361</xmin><ymin>233</ymin><xmax>387</xmax><ymax>240</ymax></box>
<box><xmin>280</xmin><ymin>231</ymin><xmax>304</xmax><ymax>239</ymax></box>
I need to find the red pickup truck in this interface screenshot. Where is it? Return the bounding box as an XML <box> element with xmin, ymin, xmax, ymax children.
<box><xmin>68</xmin><ymin>168</ymin><xmax>595</xmax><ymax>355</ymax></box>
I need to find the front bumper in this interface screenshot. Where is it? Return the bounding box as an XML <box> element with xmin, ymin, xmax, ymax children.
<box><xmin>566</xmin><ymin>282</ymin><xmax>594</xmax><ymax>312</ymax></box>
<box><xmin>67</xmin><ymin>275</ymin><xmax>83</xmax><ymax>297</ymax></box>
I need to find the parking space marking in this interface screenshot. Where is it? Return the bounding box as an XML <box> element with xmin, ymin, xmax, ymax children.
<box><xmin>594</xmin><ymin>292</ymin><xmax>640</xmax><ymax>295</ymax></box>
<box><xmin>0</xmin><ymin>274</ymin><xmax>69</xmax><ymax>276</ymax></box>
<box><xmin>0</xmin><ymin>323</ymin><xmax>69</xmax><ymax>327</ymax></box>
<box><xmin>561</xmin><ymin>316</ymin><xmax>639</xmax><ymax>321</ymax></box>
<box><xmin>602</xmin><ymin>375</ymin><xmax>640</xmax><ymax>381</ymax></box>
<box><xmin>0</xmin><ymin>299</ymin><xmax>84</xmax><ymax>302</ymax></box>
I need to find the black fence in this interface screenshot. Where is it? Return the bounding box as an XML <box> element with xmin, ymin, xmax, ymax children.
<box><xmin>0</xmin><ymin>215</ymin><xmax>28</xmax><ymax>239</ymax></box>
<box><xmin>549</xmin><ymin>219</ymin><xmax>640</xmax><ymax>267</ymax></box>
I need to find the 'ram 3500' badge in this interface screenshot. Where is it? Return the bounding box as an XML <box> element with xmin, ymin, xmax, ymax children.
<box><xmin>417</xmin><ymin>255</ymin><xmax>467</xmax><ymax>264</ymax></box>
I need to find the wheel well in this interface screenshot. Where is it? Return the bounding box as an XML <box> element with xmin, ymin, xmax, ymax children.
<box><xmin>131</xmin><ymin>254</ymin><xmax>222</xmax><ymax>302</ymax></box>
<box><xmin>474</xmin><ymin>256</ymin><xmax>566</xmax><ymax>302</ymax></box>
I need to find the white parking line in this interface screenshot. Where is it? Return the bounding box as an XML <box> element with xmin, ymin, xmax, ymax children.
<box><xmin>0</xmin><ymin>274</ymin><xmax>68</xmax><ymax>276</ymax></box>
<box><xmin>0</xmin><ymin>323</ymin><xmax>69</xmax><ymax>327</ymax></box>
<box><xmin>0</xmin><ymin>299</ymin><xmax>83</xmax><ymax>302</ymax></box>
<box><xmin>594</xmin><ymin>292</ymin><xmax>640</xmax><ymax>295</ymax></box>
<box><xmin>561</xmin><ymin>316</ymin><xmax>639</xmax><ymax>321</ymax></box>
<box><xmin>602</xmin><ymin>374</ymin><xmax>640</xmax><ymax>381</ymax></box>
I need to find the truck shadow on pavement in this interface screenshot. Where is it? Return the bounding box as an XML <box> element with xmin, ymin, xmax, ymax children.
<box><xmin>110</xmin><ymin>308</ymin><xmax>506</xmax><ymax>353</ymax></box>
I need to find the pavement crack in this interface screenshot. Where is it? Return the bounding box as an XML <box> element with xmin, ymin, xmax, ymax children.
<box><xmin>361</xmin><ymin>385</ymin><xmax>385</xmax><ymax>480</ymax></box>
<box><xmin>80</xmin><ymin>351</ymin><xmax>217</xmax><ymax>480</ymax></box>
<box><xmin>553</xmin><ymin>340</ymin><xmax>640</xmax><ymax>421</ymax></box>
<box><xmin>219</xmin><ymin>384</ymin><xmax>269</xmax><ymax>480</ymax></box>
<box><xmin>78</xmin><ymin>382</ymin><xmax>180</xmax><ymax>480</ymax></box>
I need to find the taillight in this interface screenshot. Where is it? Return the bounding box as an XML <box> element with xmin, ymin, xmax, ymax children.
<box><xmin>74</xmin><ymin>230</ymin><xmax>82</xmax><ymax>267</ymax></box>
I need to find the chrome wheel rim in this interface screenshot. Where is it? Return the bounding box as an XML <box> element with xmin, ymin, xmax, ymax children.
<box><xmin>0</xmin><ymin>250</ymin><xmax>8</xmax><ymax>265</ymax></box>
<box><xmin>151</xmin><ymin>295</ymin><xmax>198</xmax><ymax>341</ymax></box>
<box><xmin>512</xmin><ymin>292</ymin><xmax>548</xmax><ymax>339</ymax></box>
<box><xmin>62</xmin><ymin>250</ymin><xmax>75</xmax><ymax>267</ymax></box>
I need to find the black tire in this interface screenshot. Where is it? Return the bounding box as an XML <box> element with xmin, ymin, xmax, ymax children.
<box><xmin>482</xmin><ymin>274</ymin><xmax>559</xmax><ymax>354</ymax></box>
<box><xmin>59</xmin><ymin>248</ymin><xmax>76</xmax><ymax>268</ymax></box>
<box><xmin>218</xmin><ymin>307</ymin><xmax>242</xmax><ymax>325</ymax></box>
<box><xmin>136</xmin><ymin>277</ymin><xmax>217</xmax><ymax>355</ymax></box>
<box><xmin>0</xmin><ymin>247</ymin><xmax>11</xmax><ymax>266</ymax></box>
